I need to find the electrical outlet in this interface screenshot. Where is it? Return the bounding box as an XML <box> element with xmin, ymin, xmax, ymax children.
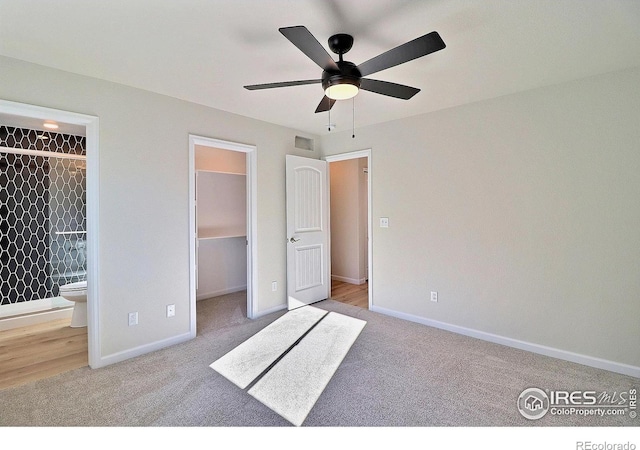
<box><xmin>430</xmin><ymin>291</ymin><xmax>438</xmax><ymax>303</ymax></box>
<box><xmin>167</xmin><ymin>304</ymin><xmax>175</xmax><ymax>318</ymax></box>
<box><xmin>128</xmin><ymin>312</ymin><xmax>138</xmax><ymax>326</ymax></box>
<box><xmin>271</xmin><ymin>281</ymin><xmax>278</xmax><ymax>292</ymax></box>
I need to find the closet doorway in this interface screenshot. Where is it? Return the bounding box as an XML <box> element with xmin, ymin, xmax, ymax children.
<box><xmin>188</xmin><ymin>136</ymin><xmax>257</xmax><ymax>335</ymax></box>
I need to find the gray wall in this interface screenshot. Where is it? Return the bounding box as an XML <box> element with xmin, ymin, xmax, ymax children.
<box><xmin>0</xmin><ymin>56</ymin><xmax>318</xmax><ymax>361</ymax></box>
<box><xmin>321</xmin><ymin>66</ymin><xmax>640</xmax><ymax>369</ymax></box>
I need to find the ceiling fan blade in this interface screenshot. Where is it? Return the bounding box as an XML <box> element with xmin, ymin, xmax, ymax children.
<box><xmin>279</xmin><ymin>26</ymin><xmax>340</xmax><ymax>71</ymax></box>
<box><xmin>315</xmin><ymin>96</ymin><xmax>336</xmax><ymax>113</ymax></box>
<box><xmin>244</xmin><ymin>79</ymin><xmax>322</xmax><ymax>90</ymax></box>
<box><xmin>360</xmin><ymin>78</ymin><xmax>420</xmax><ymax>100</ymax></box>
<box><xmin>358</xmin><ymin>31</ymin><xmax>445</xmax><ymax>77</ymax></box>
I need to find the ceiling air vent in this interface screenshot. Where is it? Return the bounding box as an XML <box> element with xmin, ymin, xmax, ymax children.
<box><xmin>295</xmin><ymin>136</ymin><xmax>314</xmax><ymax>151</ymax></box>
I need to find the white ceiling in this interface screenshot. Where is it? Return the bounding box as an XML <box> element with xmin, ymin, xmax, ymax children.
<box><xmin>1</xmin><ymin>0</ymin><xmax>639</xmax><ymax>136</ymax></box>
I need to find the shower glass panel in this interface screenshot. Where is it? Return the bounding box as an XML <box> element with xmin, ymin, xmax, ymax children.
<box><xmin>49</xmin><ymin>157</ymin><xmax>87</xmax><ymax>293</ymax></box>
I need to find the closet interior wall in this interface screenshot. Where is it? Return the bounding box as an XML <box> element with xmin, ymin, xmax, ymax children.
<box><xmin>195</xmin><ymin>146</ymin><xmax>247</xmax><ymax>300</ymax></box>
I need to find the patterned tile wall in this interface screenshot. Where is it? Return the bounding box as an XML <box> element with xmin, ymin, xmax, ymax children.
<box><xmin>0</xmin><ymin>126</ymin><xmax>86</xmax><ymax>305</ymax></box>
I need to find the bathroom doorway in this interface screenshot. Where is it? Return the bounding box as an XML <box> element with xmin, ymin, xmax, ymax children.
<box><xmin>0</xmin><ymin>99</ymin><xmax>100</xmax><ymax>386</ymax></box>
<box><xmin>188</xmin><ymin>135</ymin><xmax>257</xmax><ymax>335</ymax></box>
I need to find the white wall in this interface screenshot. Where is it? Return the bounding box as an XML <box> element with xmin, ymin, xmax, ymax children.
<box><xmin>196</xmin><ymin>237</ymin><xmax>247</xmax><ymax>300</ymax></box>
<box><xmin>330</xmin><ymin>159</ymin><xmax>359</xmax><ymax>283</ymax></box>
<box><xmin>0</xmin><ymin>56</ymin><xmax>319</xmax><ymax>364</ymax></box>
<box><xmin>196</xmin><ymin>171</ymin><xmax>246</xmax><ymax>238</ymax></box>
<box><xmin>195</xmin><ymin>145</ymin><xmax>246</xmax><ymax>174</ymax></box>
<box><xmin>320</xmin><ymin>66</ymin><xmax>640</xmax><ymax>373</ymax></box>
<box><xmin>196</xmin><ymin>171</ymin><xmax>246</xmax><ymax>299</ymax></box>
<box><xmin>329</xmin><ymin>158</ymin><xmax>367</xmax><ymax>284</ymax></box>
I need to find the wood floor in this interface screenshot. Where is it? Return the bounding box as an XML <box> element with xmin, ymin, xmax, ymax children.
<box><xmin>330</xmin><ymin>279</ymin><xmax>369</xmax><ymax>309</ymax></box>
<box><xmin>0</xmin><ymin>317</ymin><xmax>88</xmax><ymax>390</ymax></box>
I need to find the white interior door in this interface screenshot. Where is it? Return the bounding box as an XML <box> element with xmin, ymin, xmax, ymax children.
<box><xmin>286</xmin><ymin>155</ymin><xmax>329</xmax><ymax>310</ymax></box>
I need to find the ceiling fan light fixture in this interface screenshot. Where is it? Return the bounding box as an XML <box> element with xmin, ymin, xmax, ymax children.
<box><xmin>325</xmin><ymin>82</ymin><xmax>359</xmax><ymax>100</ymax></box>
<box><xmin>322</xmin><ymin>70</ymin><xmax>361</xmax><ymax>101</ymax></box>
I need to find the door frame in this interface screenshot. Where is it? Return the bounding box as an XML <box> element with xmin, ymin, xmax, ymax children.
<box><xmin>325</xmin><ymin>149</ymin><xmax>373</xmax><ymax>308</ymax></box>
<box><xmin>188</xmin><ymin>135</ymin><xmax>258</xmax><ymax>329</ymax></box>
<box><xmin>0</xmin><ymin>99</ymin><xmax>101</xmax><ymax>367</ymax></box>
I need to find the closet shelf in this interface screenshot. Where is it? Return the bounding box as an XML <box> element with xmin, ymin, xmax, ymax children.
<box><xmin>198</xmin><ymin>227</ymin><xmax>246</xmax><ymax>240</ymax></box>
<box><xmin>198</xmin><ymin>234</ymin><xmax>246</xmax><ymax>240</ymax></box>
<box><xmin>196</xmin><ymin>169</ymin><xmax>246</xmax><ymax>176</ymax></box>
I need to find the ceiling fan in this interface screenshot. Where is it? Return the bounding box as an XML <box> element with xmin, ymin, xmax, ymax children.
<box><xmin>244</xmin><ymin>26</ymin><xmax>446</xmax><ymax>113</ymax></box>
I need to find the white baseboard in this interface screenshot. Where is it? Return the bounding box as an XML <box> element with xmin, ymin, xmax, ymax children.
<box><xmin>331</xmin><ymin>275</ymin><xmax>366</xmax><ymax>285</ymax></box>
<box><xmin>196</xmin><ymin>285</ymin><xmax>247</xmax><ymax>301</ymax></box>
<box><xmin>92</xmin><ymin>331</ymin><xmax>194</xmax><ymax>369</ymax></box>
<box><xmin>252</xmin><ymin>303</ymin><xmax>287</xmax><ymax>318</ymax></box>
<box><xmin>94</xmin><ymin>290</ymin><xmax>280</xmax><ymax>369</ymax></box>
<box><xmin>370</xmin><ymin>305</ymin><xmax>640</xmax><ymax>379</ymax></box>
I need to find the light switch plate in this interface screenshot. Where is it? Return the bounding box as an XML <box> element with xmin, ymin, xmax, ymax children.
<box><xmin>380</xmin><ymin>217</ymin><xmax>389</xmax><ymax>228</ymax></box>
<box><xmin>128</xmin><ymin>312</ymin><xmax>138</xmax><ymax>326</ymax></box>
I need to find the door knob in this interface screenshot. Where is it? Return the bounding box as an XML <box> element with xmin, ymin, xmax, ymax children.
<box><xmin>289</xmin><ymin>237</ymin><xmax>300</xmax><ymax>243</ymax></box>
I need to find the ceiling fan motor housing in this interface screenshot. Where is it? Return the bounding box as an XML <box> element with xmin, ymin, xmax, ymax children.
<box><xmin>322</xmin><ymin>60</ymin><xmax>362</xmax><ymax>92</ymax></box>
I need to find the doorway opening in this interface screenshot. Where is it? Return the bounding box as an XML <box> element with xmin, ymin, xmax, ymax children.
<box><xmin>0</xmin><ymin>99</ymin><xmax>100</xmax><ymax>384</ymax></box>
<box><xmin>188</xmin><ymin>136</ymin><xmax>257</xmax><ymax>335</ymax></box>
<box><xmin>326</xmin><ymin>150</ymin><xmax>372</xmax><ymax>309</ymax></box>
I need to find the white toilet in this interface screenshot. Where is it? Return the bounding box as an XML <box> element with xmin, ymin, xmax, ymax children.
<box><xmin>59</xmin><ymin>280</ymin><xmax>88</xmax><ymax>328</ymax></box>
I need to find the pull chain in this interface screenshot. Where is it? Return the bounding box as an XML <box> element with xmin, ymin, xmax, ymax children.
<box><xmin>352</xmin><ymin>97</ymin><xmax>356</xmax><ymax>139</ymax></box>
<box><xmin>328</xmin><ymin>105</ymin><xmax>331</xmax><ymax>132</ymax></box>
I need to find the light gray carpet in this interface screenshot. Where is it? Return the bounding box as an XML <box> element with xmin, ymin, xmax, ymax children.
<box><xmin>0</xmin><ymin>291</ymin><xmax>637</xmax><ymax>427</ymax></box>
